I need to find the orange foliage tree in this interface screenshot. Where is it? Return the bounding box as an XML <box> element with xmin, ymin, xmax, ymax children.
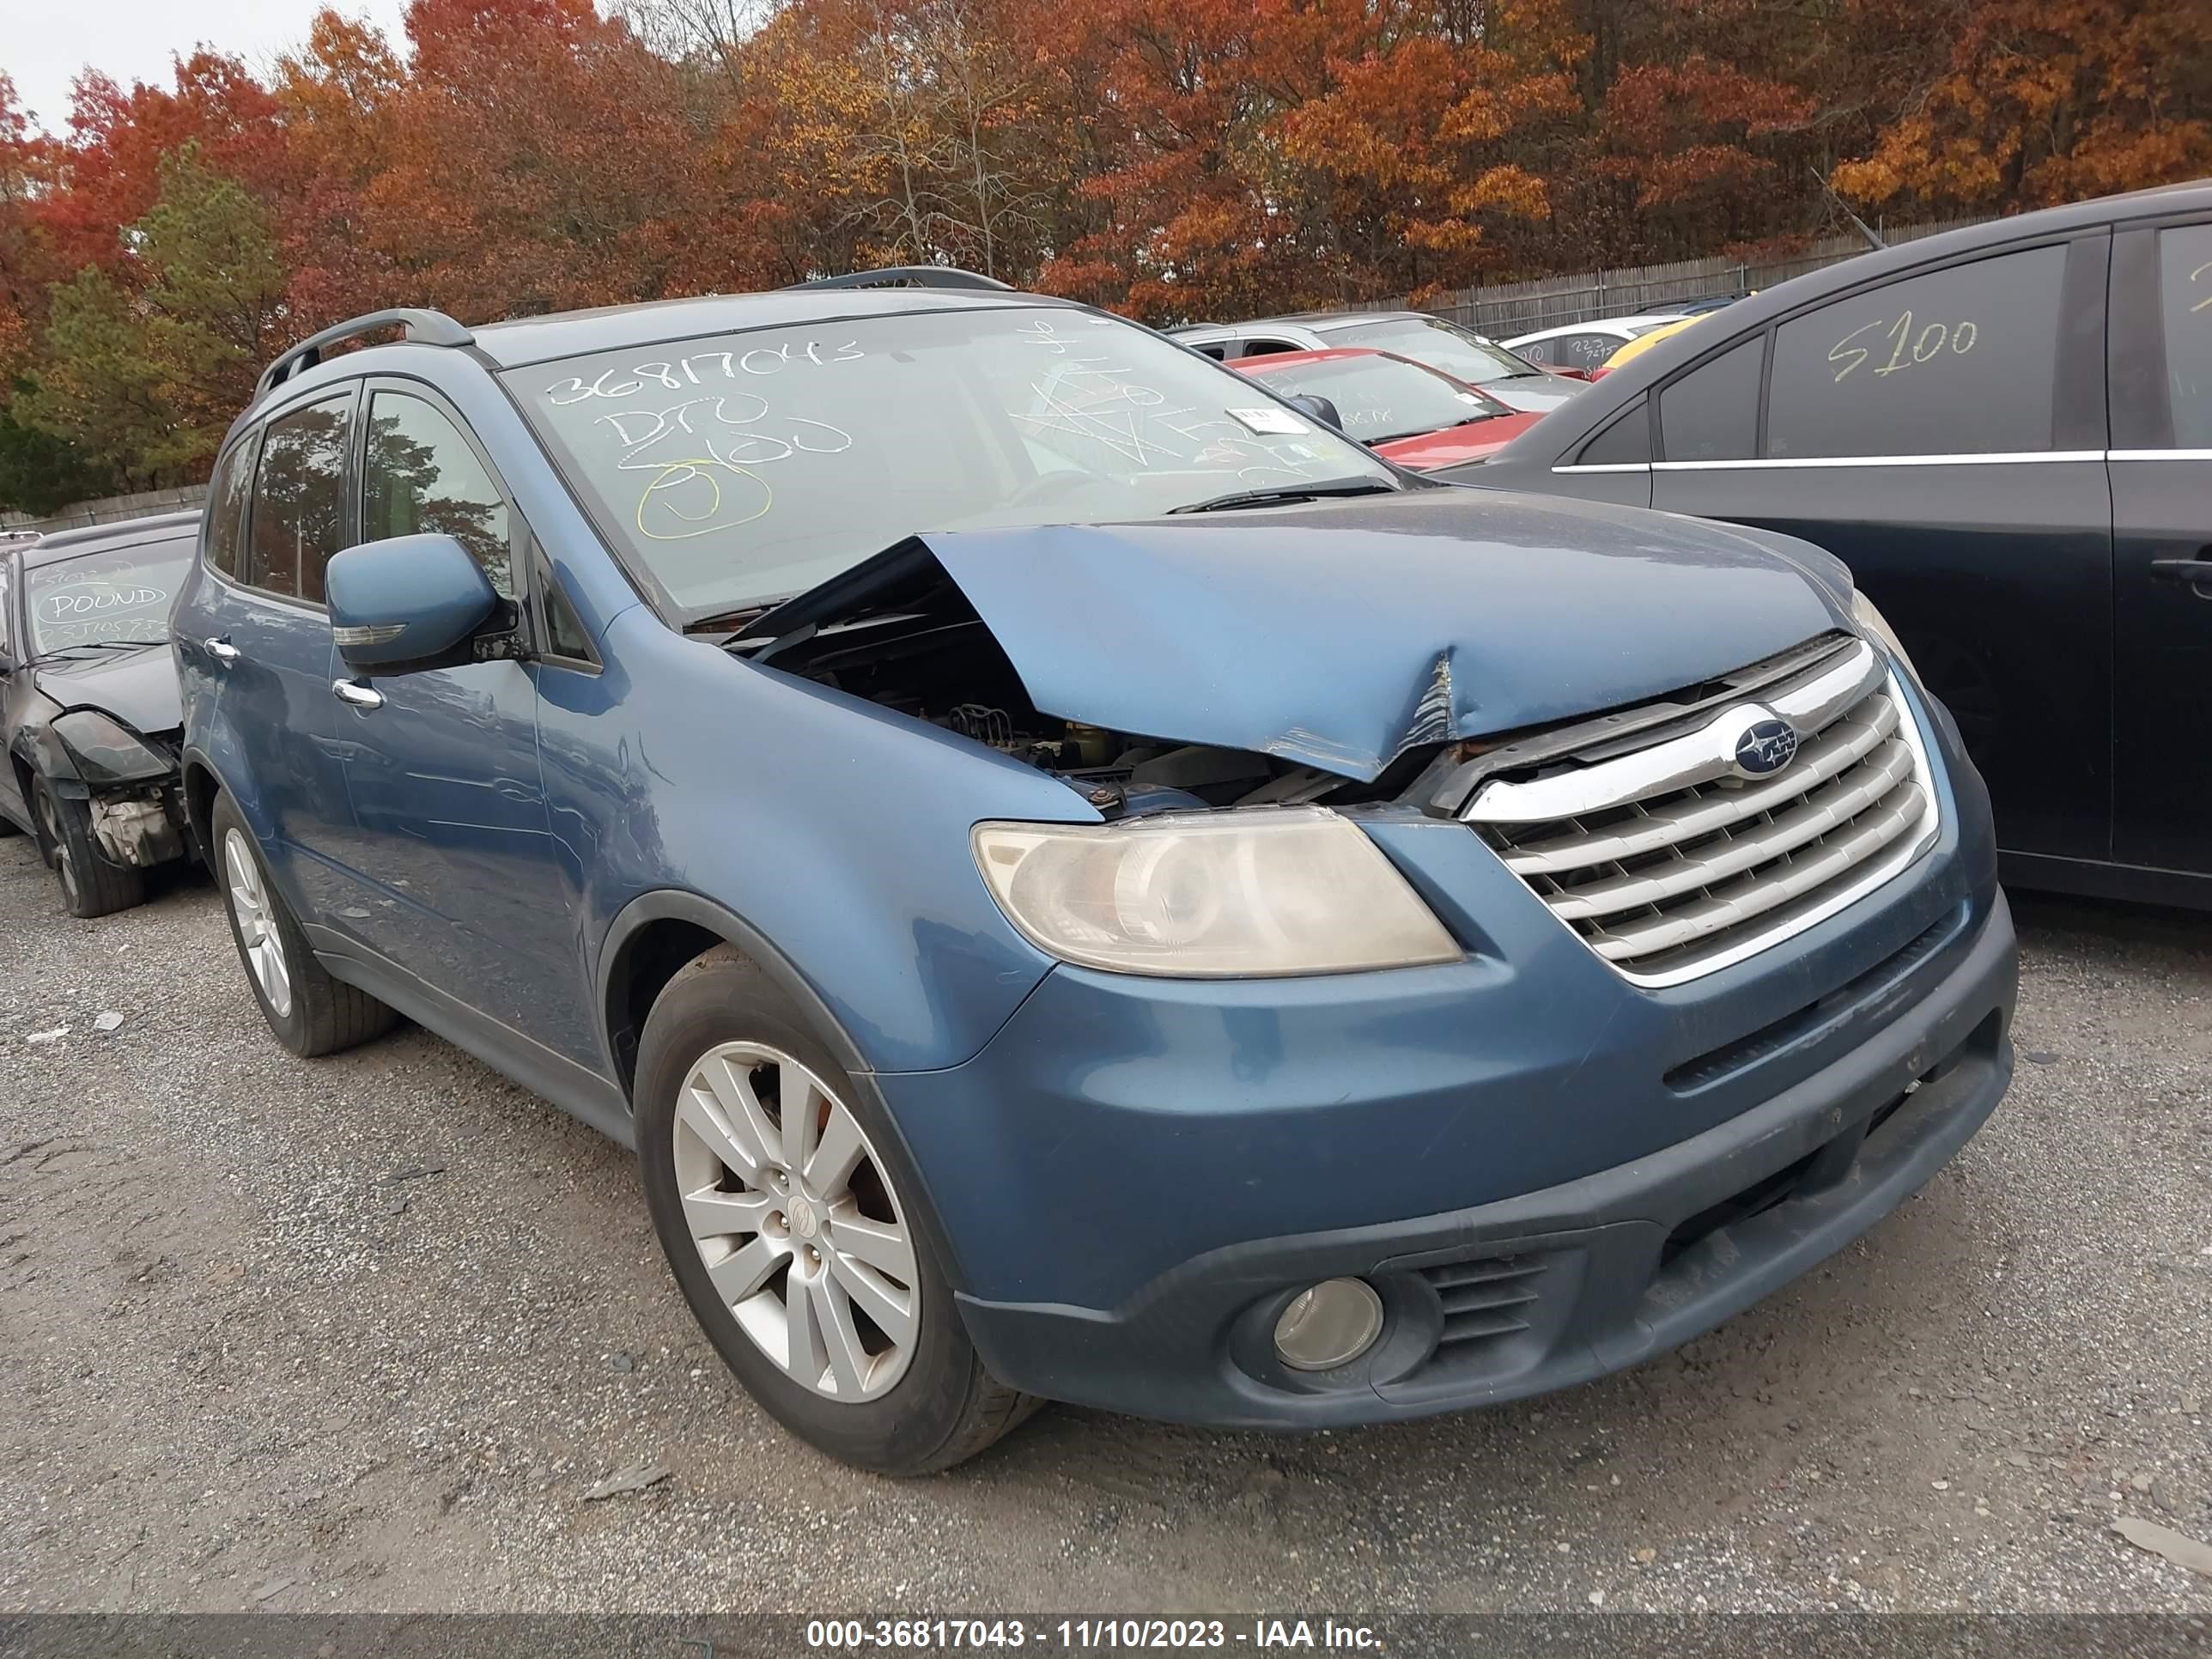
<box><xmin>1</xmin><ymin>0</ymin><xmax>2207</xmax><ymax>500</ymax></box>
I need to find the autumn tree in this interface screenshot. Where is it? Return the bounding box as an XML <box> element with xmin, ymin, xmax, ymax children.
<box><xmin>20</xmin><ymin>143</ymin><xmax>287</xmax><ymax>482</ymax></box>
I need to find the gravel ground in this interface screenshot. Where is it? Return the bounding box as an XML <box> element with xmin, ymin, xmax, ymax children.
<box><xmin>2</xmin><ymin>831</ymin><xmax>2209</xmax><ymax>1615</ymax></box>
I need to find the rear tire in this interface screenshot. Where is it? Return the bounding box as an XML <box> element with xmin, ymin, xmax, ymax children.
<box><xmin>32</xmin><ymin>775</ymin><xmax>146</xmax><ymax>918</ymax></box>
<box><xmin>635</xmin><ymin>945</ymin><xmax>1041</xmax><ymax>1474</ymax></box>
<box><xmin>210</xmin><ymin>791</ymin><xmax>397</xmax><ymax>1057</ymax></box>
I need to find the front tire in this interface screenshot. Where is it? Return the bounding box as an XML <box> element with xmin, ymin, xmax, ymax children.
<box><xmin>32</xmin><ymin>775</ymin><xmax>145</xmax><ymax>918</ymax></box>
<box><xmin>210</xmin><ymin>791</ymin><xmax>397</xmax><ymax>1057</ymax></box>
<box><xmin>635</xmin><ymin>946</ymin><xmax>1039</xmax><ymax>1474</ymax></box>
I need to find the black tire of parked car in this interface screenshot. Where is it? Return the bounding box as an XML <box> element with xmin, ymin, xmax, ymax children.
<box><xmin>209</xmin><ymin>790</ymin><xmax>398</xmax><ymax>1058</ymax></box>
<box><xmin>634</xmin><ymin>945</ymin><xmax>1042</xmax><ymax>1475</ymax></box>
<box><xmin>32</xmin><ymin>775</ymin><xmax>146</xmax><ymax>919</ymax></box>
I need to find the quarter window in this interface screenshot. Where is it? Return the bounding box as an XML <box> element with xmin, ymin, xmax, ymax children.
<box><xmin>1577</xmin><ymin>397</ymin><xmax>1650</xmax><ymax>465</ymax></box>
<box><xmin>247</xmin><ymin>395</ymin><xmax>352</xmax><ymax>598</ymax></box>
<box><xmin>2160</xmin><ymin>224</ymin><xmax>2212</xmax><ymax>448</ymax></box>
<box><xmin>1660</xmin><ymin>338</ymin><xmax>1764</xmax><ymax>462</ymax></box>
<box><xmin>1765</xmin><ymin>245</ymin><xmax>2067</xmax><ymax>459</ymax></box>
<box><xmin>206</xmin><ymin>432</ymin><xmax>256</xmax><ymax>579</ymax></box>
<box><xmin>362</xmin><ymin>392</ymin><xmax>514</xmax><ymax>599</ymax></box>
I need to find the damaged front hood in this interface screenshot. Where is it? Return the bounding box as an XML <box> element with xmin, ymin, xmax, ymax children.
<box><xmin>34</xmin><ymin>642</ymin><xmax>184</xmax><ymax>737</ymax></box>
<box><xmin>902</xmin><ymin>490</ymin><xmax>1852</xmax><ymax>781</ymax></box>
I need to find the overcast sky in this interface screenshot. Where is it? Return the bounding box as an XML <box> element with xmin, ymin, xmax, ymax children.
<box><xmin>8</xmin><ymin>0</ymin><xmax>413</xmax><ymax>132</ymax></box>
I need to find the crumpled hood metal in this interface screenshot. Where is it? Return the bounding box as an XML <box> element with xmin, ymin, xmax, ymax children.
<box><xmin>915</xmin><ymin>489</ymin><xmax>1854</xmax><ymax>781</ymax></box>
<box><xmin>33</xmin><ymin>643</ymin><xmax>185</xmax><ymax>737</ymax></box>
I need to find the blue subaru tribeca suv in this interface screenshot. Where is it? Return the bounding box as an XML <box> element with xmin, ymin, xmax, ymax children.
<box><xmin>173</xmin><ymin>274</ymin><xmax>2017</xmax><ymax>1474</ymax></box>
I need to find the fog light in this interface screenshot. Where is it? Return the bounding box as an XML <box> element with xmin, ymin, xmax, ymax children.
<box><xmin>1273</xmin><ymin>1278</ymin><xmax>1384</xmax><ymax>1371</ymax></box>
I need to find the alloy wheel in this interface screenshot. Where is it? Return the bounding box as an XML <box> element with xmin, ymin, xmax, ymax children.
<box><xmin>672</xmin><ymin>1042</ymin><xmax>920</xmax><ymax>1401</ymax></box>
<box><xmin>222</xmin><ymin>827</ymin><xmax>293</xmax><ymax>1018</ymax></box>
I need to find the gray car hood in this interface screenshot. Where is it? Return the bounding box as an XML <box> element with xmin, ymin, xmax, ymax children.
<box><xmin>33</xmin><ymin>642</ymin><xmax>185</xmax><ymax>737</ymax></box>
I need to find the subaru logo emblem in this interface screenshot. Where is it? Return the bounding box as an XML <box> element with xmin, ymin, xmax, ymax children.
<box><xmin>1733</xmin><ymin>717</ymin><xmax>1800</xmax><ymax>778</ymax></box>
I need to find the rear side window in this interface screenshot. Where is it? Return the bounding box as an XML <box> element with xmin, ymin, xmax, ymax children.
<box><xmin>1660</xmin><ymin>338</ymin><xmax>1764</xmax><ymax>462</ymax></box>
<box><xmin>1554</xmin><ymin>332</ymin><xmax>1621</xmax><ymax>372</ymax></box>
<box><xmin>1515</xmin><ymin>338</ymin><xmax>1558</xmax><ymax>366</ymax></box>
<box><xmin>362</xmin><ymin>392</ymin><xmax>515</xmax><ymax>599</ymax></box>
<box><xmin>247</xmin><ymin>395</ymin><xmax>352</xmax><ymax>598</ymax></box>
<box><xmin>205</xmin><ymin>433</ymin><xmax>256</xmax><ymax>578</ymax></box>
<box><xmin>2160</xmin><ymin>224</ymin><xmax>2212</xmax><ymax>448</ymax></box>
<box><xmin>1765</xmin><ymin>245</ymin><xmax>2067</xmax><ymax>459</ymax></box>
<box><xmin>0</xmin><ymin>561</ymin><xmax>11</xmax><ymax>655</ymax></box>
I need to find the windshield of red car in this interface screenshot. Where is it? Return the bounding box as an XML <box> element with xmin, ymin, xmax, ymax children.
<box><xmin>1319</xmin><ymin>318</ymin><xmax>1544</xmax><ymax>386</ymax></box>
<box><xmin>1247</xmin><ymin>355</ymin><xmax>1507</xmax><ymax>443</ymax></box>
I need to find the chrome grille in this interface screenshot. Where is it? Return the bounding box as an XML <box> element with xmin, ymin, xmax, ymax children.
<box><xmin>1462</xmin><ymin>639</ymin><xmax>1938</xmax><ymax>985</ymax></box>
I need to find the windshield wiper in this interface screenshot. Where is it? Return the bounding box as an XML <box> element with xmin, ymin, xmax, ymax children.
<box><xmin>42</xmin><ymin>639</ymin><xmax>161</xmax><ymax>657</ymax></box>
<box><xmin>1167</xmin><ymin>477</ymin><xmax>1401</xmax><ymax>515</ymax></box>
<box><xmin>682</xmin><ymin>602</ymin><xmax>782</xmax><ymax>637</ymax></box>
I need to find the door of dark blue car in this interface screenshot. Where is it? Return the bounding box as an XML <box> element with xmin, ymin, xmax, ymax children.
<box><xmin>184</xmin><ymin>389</ymin><xmax>365</xmax><ymax>920</ymax></box>
<box><xmin>2110</xmin><ymin>217</ymin><xmax>2212</xmax><ymax>878</ymax></box>
<box><xmin>324</xmin><ymin>382</ymin><xmax>588</xmax><ymax>1048</ymax></box>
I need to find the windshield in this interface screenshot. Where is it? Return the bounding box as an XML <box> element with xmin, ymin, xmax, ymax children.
<box><xmin>1247</xmin><ymin>355</ymin><xmax>1504</xmax><ymax>443</ymax></box>
<box><xmin>509</xmin><ymin>307</ymin><xmax>1396</xmax><ymax>616</ymax></box>
<box><xmin>27</xmin><ymin>539</ymin><xmax>193</xmax><ymax>655</ymax></box>
<box><xmin>1320</xmin><ymin>318</ymin><xmax>1543</xmax><ymax>386</ymax></box>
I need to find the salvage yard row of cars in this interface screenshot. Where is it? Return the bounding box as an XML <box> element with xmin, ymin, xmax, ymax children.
<box><xmin>1</xmin><ymin>179</ymin><xmax>2203</xmax><ymax>1478</ymax></box>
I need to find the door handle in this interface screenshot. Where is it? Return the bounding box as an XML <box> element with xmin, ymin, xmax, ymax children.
<box><xmin>2148</xmin><ymin>553</ymin><xmax>2212</xmax><ymax>596</ymax></box>
<box><xmin>204</xmin><ymin>636</ymin><xmax>240</xmax><ymax>665</ymax></box>
<box><xmin>331</xmin><ymin>679</ymin><xmax>386</xmax><ymax>711</ymax></box>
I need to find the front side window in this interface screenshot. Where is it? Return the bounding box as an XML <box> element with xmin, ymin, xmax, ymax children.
<box><xmin>1513</xmin><ymin>337</ymin><xmax>1559</xmax><ymax>366</ymax></box>
<box><xmin>25</xmin><ymin>535</ymin><xmax>196</xmax><ymax>655</ymax></box>
<box><xmin>511</xmin><ymin>308</ymin><xmax>1395</xmax><ymax>616</ymax></box>
<box><xmin>1326</xmin><ymin>317</ymin><xmax>1548</xmax><ymax>387</ymax></box>
<box><xmin>248</xmin><ymin>394</ymin><xmax>352</xmax><ymax>597</ymax></box>
<box><xmin>362</xmin><ymin>392</ymin><xmax>515</xmax><ymax>599</ymax></box>
<box><xmin>0</xmin><ymin>560</ymin><xmax>12</xmax><ymax>654</ymax></box>
<box><xmin>1765</xmin><ymin>245</ymin><xmax>2067</xmax><ymax>459</ymax></box>
<box><xmin>1660</xmin><ymin>337</ymin><xmax>1765</xmax><ymax>462</ymax></box>
<box><xmin>2160</xmin><ymin>223</ymin><xmax>2212</xmax><ymax>448</ymax></box>
<box><xmin>1247</xmin><ymin>354</ymin><xmax>1507</xmax><ymax>442</ymax></box>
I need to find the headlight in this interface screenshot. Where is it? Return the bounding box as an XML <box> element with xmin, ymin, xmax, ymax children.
<box><xmin>1851</xmin><ymin>589</ymin><xmax>1918</xmax><ymax>678</ymax></box>
<box><xmin>51</xmin><ymin>710</ymin><xmax>172</xmax><ymax>784</ymax></box>
<box><xmin>972</xmin><ymin>805</ymin><xmax>1461</xmax><ymax>976</ymax></box>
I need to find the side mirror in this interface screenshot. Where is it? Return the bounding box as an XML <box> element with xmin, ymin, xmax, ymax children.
<box><xmin>326</xmin><ymin>533</ymin><xmax>500</xmax><ymax>673</ymax></box>
<box><xmin>1286</xmin><ymin>392</ymin><xmax>1344</xmax><ymax>431</ymax></box>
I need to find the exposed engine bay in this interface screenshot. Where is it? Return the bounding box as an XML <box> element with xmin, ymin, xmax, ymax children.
<box><xmin>728</xmin><ymin>545</ymin><xmax>1437</xmax><ymax>816</ymax></box>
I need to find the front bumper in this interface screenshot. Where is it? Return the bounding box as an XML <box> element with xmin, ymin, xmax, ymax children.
<box><xmin>49</xmin><ymin>772</ymin><xmax>190</xmax><ymax>869</ymax></box>
<box><xmin>945</xmin><ymin>891</ymin><xmax>2012</xmax><ymax>1426</ymax></box>
<box><xmin>874</xmin><ymin>672</ymin><xmax>2014</xmax><ymax>1427</ymax></box>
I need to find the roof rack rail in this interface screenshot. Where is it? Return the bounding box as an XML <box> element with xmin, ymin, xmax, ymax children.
<box><xmin>785</xmin><ymin>266</ymin><xmax>1014</xmax><ymax>293</ymax></box>
<box><xmin>255</xmin><ymin>307</ymin><xmax>473</xmax><ymax>399</ymax></box>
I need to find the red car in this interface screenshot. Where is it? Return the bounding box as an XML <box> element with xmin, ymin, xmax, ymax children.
<box><xmin>1230</xmin><ymin>347</ymin><xmax>1545</xmax><ymax>469</ymax></box>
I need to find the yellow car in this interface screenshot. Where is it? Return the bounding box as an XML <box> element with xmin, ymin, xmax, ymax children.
<box><xmin>1595</xmin><ymin>315</ymin><xmax>1701</xmax><ymax>377</ymax></box>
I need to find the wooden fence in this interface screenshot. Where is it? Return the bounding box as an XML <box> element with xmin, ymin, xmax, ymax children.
<box><xmin>1375</xmin><ymin>216</ymin><xmax>1989</xmax><ymax>338</ymax></box>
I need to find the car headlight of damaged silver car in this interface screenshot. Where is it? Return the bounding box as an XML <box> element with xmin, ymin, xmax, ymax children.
<box><xmin>51</xmin><ymin>710</ymin><xmax>171</xmax><ymax>785</ymax></box>
<box><xmin>972</xmin><ymin>805</ymin><xmax>1462</xmax><ymax>976</ymax></box>
<box><xmin>1851</xmin><ymin>589</ymin><xmax>1918</xmax><ymax>680</ymax></box>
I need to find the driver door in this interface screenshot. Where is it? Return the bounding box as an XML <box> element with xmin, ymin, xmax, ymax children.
<box><xmin>319</xmin><ymin>380</ymin><xmax>594</xmax><ymax>1057</ymax></box>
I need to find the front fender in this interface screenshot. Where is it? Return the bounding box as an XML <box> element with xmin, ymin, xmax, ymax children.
<box><xmin>547</xmin><ymin>611</ymin><xmax>1091</xmax><ymax>1077</ymax></box>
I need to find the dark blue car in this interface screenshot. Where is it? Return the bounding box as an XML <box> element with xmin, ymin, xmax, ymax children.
<box><xmin>172</xmin><ymin>276</ymin><xmax>2018</xmax><ymax>1474</ymax></box>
